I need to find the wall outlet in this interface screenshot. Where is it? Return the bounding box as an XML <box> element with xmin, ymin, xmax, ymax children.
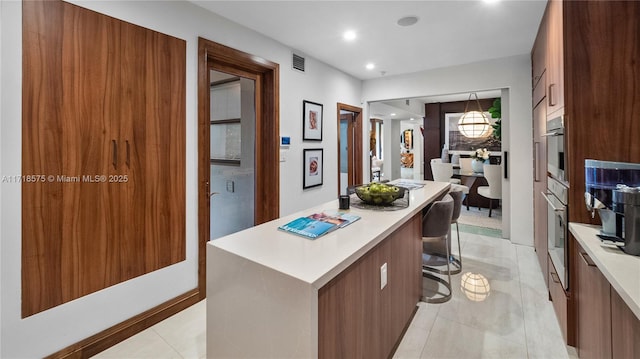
<box><xmin>226</xmin><ymin>180</ymin><xmax>234</xmax><ymax>193</ymax></box>
<box><xmin>380</xmin><ymin>263</ymin><xmax>388</xmax><ymax>290</ymax></box>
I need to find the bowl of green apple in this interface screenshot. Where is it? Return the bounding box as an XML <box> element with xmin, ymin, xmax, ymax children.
<box><xmin>353</xmin><ymin>183</ymin><xmax>405</xmax><ymax>206</ymax></box>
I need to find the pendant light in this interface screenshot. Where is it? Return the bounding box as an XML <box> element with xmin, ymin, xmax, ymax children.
<box><xmin>458</xmin><ymin>93</ymin><xmax>491</xmax><ymax>138</ymax></box>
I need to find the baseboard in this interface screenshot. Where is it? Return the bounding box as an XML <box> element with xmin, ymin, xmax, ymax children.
<box><xmin>45</xmin><ymin>288</ymin><xmax>203</xmax><ymax>359</ymax></box>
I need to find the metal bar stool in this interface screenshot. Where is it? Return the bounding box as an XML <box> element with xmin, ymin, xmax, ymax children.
<box><xmin>421</xmin><ymin>194</ymin><xmax>454</xmax><ymax>303</ymax></box>
<box><xmin>447</xmin><ymin>190</ymin><xmax>464</xmax><ymax>274</ymax></box>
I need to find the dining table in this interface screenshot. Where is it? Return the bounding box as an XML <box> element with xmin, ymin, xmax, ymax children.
<box><xmin>453</xmin><ymin>168</ymin><xmax>498</xmax><ymax>210</ymax></box>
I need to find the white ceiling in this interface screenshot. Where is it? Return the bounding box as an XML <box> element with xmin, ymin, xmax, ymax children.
<box><xmin>193</xmin><ymin>1</ymin><xmax>544</xmax><ymax>121</ymax></box>
<box><xmin>192</xmin><ymin>0</ymin><xmax>546</xmax><ymax>81</ymax></box>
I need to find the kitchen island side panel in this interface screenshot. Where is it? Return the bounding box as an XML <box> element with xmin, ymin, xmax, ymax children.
<box><xmin>207</xmin><ymin>245</ymin><xmax>316</xmax><ymax>358</ymax></box>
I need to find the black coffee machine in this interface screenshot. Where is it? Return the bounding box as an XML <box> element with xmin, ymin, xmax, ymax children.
<box><xmin>585</xmin><ymin>160</ymin><xmax>640</xmax><ymax>255</ymax></box>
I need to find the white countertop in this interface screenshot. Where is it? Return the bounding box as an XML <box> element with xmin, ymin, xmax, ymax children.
<box><xmin>209</xmin><ymin>180</ymin><xmax>450</xmax><ymax>289</ymax></box>
<box><xmin>569</xmin><ymin>223</ymin><xmax>640</xmax><ymax>320</ymax></box>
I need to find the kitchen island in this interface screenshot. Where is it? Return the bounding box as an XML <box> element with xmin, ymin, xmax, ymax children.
<box><xmin>206</xmin><ymin>180</ymin><xmax>450</xmax><ymax>358</ymax></box>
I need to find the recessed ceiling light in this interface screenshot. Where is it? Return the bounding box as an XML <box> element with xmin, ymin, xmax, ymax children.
<box><xmin>343</xmin><ymin>30</ymin><xmax>356</xmax><ymax>41</ymax></box>
<box><xmin>482</xmin><ymin>0</ymin><xmax>500</xmax><ymax>4</ymax></box>
<box><xmin>390</xmin><ymin>113</ymin><xmax>396</xmax><ymax>116</ymax></box>
<box><xmin>397</xmin><ymin>16</ymin><xmax>419</xmax><ymax>27</ymax></box>
<box><xmin>366</xmin><ymin>63</ymin><xmax>375</xmax><ymax>70</ymax></box>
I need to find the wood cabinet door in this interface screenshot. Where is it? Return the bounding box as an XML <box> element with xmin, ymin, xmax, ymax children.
<box><xmin>22</xmin><ymin>0</ymin><xmax>121</xmax><ymax>316</ymax></box>
<box><xmin>575</xmin><ymin>240</ymin><xmax>612</xmax><ymax>359</ymax></box>
<box><xmin>318</xmin><ymin>214</ymin><xmax>421</xmax><ymax>359</ymax></box>
<box><xmin>117</xmin><ymin>20</ymin><xmax>186</xmax><ymax>279</ymax></box>
<box><xmin>531</xmin><ymin>5</ymin><xmax>547</xmax><ymax>91</ymax></box>
<box><xmin>22</xmin><ymin>0</ymin><xmax>185</xmax><ymax>317</ymax></box>
<box><xmin>546</xmin><ymin>0</ymin><xmax>564</xmax><ymax>117</ymax></box>
<box><xmin>532</xmin><ymin>103</ymin><xmax>548</xmax><ymax>285</ymax></box>
<box><xmin>611</xmin><ymin>289</ymin><xmax>640</xmax><ymax>359</ymax></box>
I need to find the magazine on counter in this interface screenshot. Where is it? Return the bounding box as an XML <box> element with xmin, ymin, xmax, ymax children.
<box><xmin>312</xmin><ymin>211</ymin><xmax>361</xmax><ymax>228</ymax></box>
<box><xmin>278</xmin><ymin>217</ymin><xmax>337</xmax><ymax>239</ymax></box>
<box><xmin>278</xmin><ymin>211</ymin><xmax>362</xmax><ymax>239</ymax></box>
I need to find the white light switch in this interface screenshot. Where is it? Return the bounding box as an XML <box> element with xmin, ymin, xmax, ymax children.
<box><xmin>380</xmin><ymin>263</ymin><xmax>388</xmax><ymax>290</ymax></box>
<box><xmin>279</xmin><ymin>150</ymin><xmax>286</xmax><ymax>162</ymax></box>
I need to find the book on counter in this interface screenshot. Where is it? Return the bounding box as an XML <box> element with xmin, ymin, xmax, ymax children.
<box><xmin>278</xmin><ymin>211</ymin><xmax>361</xmax><ymax>239</ymax></box>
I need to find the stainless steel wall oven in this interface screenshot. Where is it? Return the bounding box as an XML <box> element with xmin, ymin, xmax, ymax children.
<box><xmin>542</xmin><ymin>115</ymin><xmax>569</xmax><ymax>290</ymax></box>
<box><xmin>543</xmin><ymin>176</ymin><xmax>569</xmax><ymax>290</ymax></box>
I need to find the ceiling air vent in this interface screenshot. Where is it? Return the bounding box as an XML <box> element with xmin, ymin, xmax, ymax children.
<box><xmin>292</xmin><ymin>53</ymin><xmax>305</xmax><ymax>73</ymax></box>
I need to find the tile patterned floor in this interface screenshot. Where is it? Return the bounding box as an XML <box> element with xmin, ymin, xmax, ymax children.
<box><xmin>92</xmin><ymin>226</ymin><xmax>578</xmax><ymax>359</ymax></box>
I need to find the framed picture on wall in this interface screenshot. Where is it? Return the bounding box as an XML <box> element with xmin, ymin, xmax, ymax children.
<box><xmin>303</xmin><ymin>148</ymin><xmax>323</xmax><ymax>189</ymax></box>
<box><xmin>303</xmin><ymin>100</ymin><xmax>323</xmax><ymax>141</ymax></box>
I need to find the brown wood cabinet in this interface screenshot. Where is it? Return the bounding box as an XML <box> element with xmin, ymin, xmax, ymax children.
<box><xmin>564</xmin><ymin>1</ymin><xmax>640</xmax><ymax>224</ymax></box>
<box><xmin>22</xmin><ymin>0</ymin><xmax>186</xmax><ymax>317</ymax></box>
<box><xmin>318</xmin><ymin>213</ymin><xmax>422</xmax><ymax>359</ymax></box>
<box><xmin>532</xmin><ymin>103</ymin><xmax>548</xmax><ymax>285</ymax></box>
<box><xmin>574</xmin><ymin>238</ymin><xmax>611</xmax><ymax>359</ymax></box>
<box><xmin>611</xmin><ymin>289</ymin><xmax>640</xmax><ymax>359</ymax></box>
<box><xmin>531</xmin><ymin>6</ymin><xmax>547</xmax><ymax>108</ymax></box>
<box><xmin>548</xmin><ymin>255</ymin><xmax>569</xmax><ymax>343</ymax></box>
<box><xmin>545</xmin><ymin>0</ymin><xmax>564</xmax><ymax>117</ymax></box>
<box><xmin>532</xmin><ymin>0</ymin><xmax>640</xmax><ymax>349</ymax></box>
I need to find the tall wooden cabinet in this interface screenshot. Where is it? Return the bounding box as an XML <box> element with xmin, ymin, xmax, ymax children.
<box><xmin>22</xmin><ymin>0</ymin><xmax>186</xmax><ymax>317</ymax></box>
<box><xmin>532</xmin><ymin>0</ymin><xmax>640</xmax><ymax>351</ymax></box>
<box><xmin>532</xmin><ymin>103</ymin><xmax>547</xmax><ymax>285</ymax></box>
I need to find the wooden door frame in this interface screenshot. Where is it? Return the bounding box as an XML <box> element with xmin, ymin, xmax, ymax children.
<box><xmin>197</xmin><ymin>37</ymin><xmax>280</xmax><ymax>297</ymax></box>
<box><xmin>336</xmin><ymin>103</ymin><xmax>363</xmax><ymax>194</ymax></box>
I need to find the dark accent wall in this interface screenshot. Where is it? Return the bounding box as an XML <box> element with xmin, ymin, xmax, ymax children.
<box><xmin>423</xmin><ymin>98</ymin><xmax>496</xmax><ymax>180</ymax></box>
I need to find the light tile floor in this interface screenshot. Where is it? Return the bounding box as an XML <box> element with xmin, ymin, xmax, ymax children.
<box><xmin>93</xmin><ymin>227</ymin><xmax>578</xmax><ymax>359</ymax></box>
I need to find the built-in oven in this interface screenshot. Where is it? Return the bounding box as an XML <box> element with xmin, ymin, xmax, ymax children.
<box><xmin>543</xmin><ymin>171</ymin><xmax>569</xmax><ymax>290</ymax></box>
<box><xmin>544</xmin><ymin>116</ymin><xmax>566</xmax><ymax>184</ymax></box>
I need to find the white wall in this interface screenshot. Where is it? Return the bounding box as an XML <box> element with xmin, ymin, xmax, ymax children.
<box><xmin>362</xmin><ymin>55</ymin><xmax>534</xmax><ymax>245</ymax></box>
<box><xmin>0</xmin><ymin>1</ymin><xmax>361</xmax><ymax>357</ymax></box>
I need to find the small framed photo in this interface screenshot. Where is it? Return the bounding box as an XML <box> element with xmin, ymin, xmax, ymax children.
<box><xmin>303</xmin><ymin>148</ymin><xmax>323</xmax><ymax>189</ymax></box>
<box><xmin>303</xmin><ymin>100</ymin><xmax>323</xmax><ymax>141</ymax></box>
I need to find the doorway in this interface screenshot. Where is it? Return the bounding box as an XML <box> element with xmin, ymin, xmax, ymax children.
<box><xmin>209</xmin><ymin>71</ymin><xmax>256</xmax><ymax>239</ymax></box>
<box><xmin>198</xmin><ymin>38</ymin><xmax>279</xmax><ymax>298</ymax></box>
<box><xmin>337</xmin><ymin>103</ymin><xmax>363</xmax><ymax>195</ymax></box>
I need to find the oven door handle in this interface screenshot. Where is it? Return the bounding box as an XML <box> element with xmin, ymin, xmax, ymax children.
<box><xmin>541</xmin><ymin>191</ymin><xmax>565</xmax><ymax>212</ymax></box>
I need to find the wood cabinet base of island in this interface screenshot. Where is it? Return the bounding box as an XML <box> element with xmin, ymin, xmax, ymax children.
<box><xmin>318</xmin><ymin>213</ymin><xmax>421</xmax><ymax>358</ymax></box>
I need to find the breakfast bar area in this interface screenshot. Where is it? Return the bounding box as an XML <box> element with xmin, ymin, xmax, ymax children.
<box><xmin>206</xmin><ymin>181</ymin><xmax>449</xmax><ymax>358</ymax></box>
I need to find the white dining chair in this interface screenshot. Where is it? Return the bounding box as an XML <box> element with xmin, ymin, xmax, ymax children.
<box><xmin>477</xmin><ymin>164</ymin><xmax>502</xmax><ymax>217</ymax></box>
<box><xmin>431</xmin><ymin>162</ymin><xmax>461</xmax><ymax>184</ymax></box>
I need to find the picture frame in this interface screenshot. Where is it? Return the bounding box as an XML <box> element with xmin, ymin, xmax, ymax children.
<box><xmin>303</xmin><ymin>148</ymin><xmax>323</xmax><ymax>189</ymax></box>
<box><xmin>303</xmin><ymin>100</ymin><xmax>323</xmax><ymax>141</ymax></box>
